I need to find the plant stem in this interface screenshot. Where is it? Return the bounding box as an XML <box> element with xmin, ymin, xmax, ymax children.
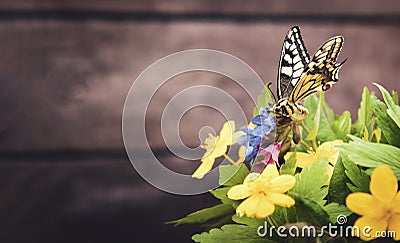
<box><xmin>311</xmin><ymin>139</ymin><xmax>317</xmax><ymax>151</ymax></box>
<box><xmin>266</xmin><ymin>215</ymin><xmax>278</xmax><ymax>229</ymax></box>
<box><xmin>223</xmin><ymin>154</ymin><xmax>236</xmax><ymax>164</ymax></box>
<box><xmin>299</xmin><ymin>122</ymin><xmax>317</xmax><ymax>151</ymax></box>
<box><xmin>299</xmin><ymin>122</ymin><xmax>310</xmax><ymax>134</ymax></box>
<box><xmin>299</xmin><ymin>139</ymin><xmax>312</xmax><ymax>151</ymax></box>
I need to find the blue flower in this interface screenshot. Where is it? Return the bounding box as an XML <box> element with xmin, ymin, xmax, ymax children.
<box><xmin>237</xmin><ymin>131</ymin><xmax>261</xmax><ymax>162</ymax></box>
<box><xmin>237</xmin><ymin>108</ymin><xmax>276</xmax><ymax>163</ymax></box>
<box><xmin>251</xmin><ymin>108</ymin><xmax>275</xmax><ymax>135</ymax></box>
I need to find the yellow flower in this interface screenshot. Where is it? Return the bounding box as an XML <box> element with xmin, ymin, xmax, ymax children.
<box><xmin>227</xmin><ymin>164</ymin><xmax>296</xmax><ymax>219</ymax></box>
<box><xmin>284</xmin><ymin>140</ymin><xmax>343</xmax><ymax>185</ymax></box>
<box><xmin>346</xmin><ymin>166</ymin><xmax>400</xmax><ymax>241</ymax></box>
<box><xmin>192</xmin><ymin>120</ymin><xmax>244</xmax><ymax>179</ymax></box>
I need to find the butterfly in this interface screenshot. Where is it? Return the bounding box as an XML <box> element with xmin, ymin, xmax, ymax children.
<box><xmin>272</xmin><ymin>26</ymin><xmax>346</xmax><ymax>144</ymax></box>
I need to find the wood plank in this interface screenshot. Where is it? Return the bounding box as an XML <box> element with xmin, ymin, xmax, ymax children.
<box><xmin>0</xmin><ymin>159</ymin><xmax>216</xmax><ymax>242</ymax></box>
<box><xmin>0</xmin><ymin>0</ymin><xmax>398</xmax><ymax>15</ymax></box>
<box><xmin>0</xmin><ymin>22</ymin><xmax>398</xmax><ymax>150</ymax></box>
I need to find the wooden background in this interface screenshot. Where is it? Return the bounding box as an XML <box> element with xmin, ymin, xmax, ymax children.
<box><xmin>0</xmin><ymin>1</ymin><xmax>399</xmax><ymax>242</ymax></box>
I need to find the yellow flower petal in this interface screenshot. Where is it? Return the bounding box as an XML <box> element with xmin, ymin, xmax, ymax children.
<box><xmin>388</xmin><ymin>213</ymin><xmax>400</xmax><ymax>241</ymax></box>
<box><xmin>292</xmin><ymin>151</ymin><xmax>317</xmax><ymax>168</ymax></box>
<box><xmin>200</xmin><ymin>120</ymin><xmax>238</xmax><ymax>162</ymax></box>
<box><xmin>268</xmin><ymin>175</ymin><xmax>296</xmax><ymax>193</ymax></box>
<box><xmin>316</xmin><ymin>140</ymin><xmax>342</xmax><ymax>165</ymax></box>
<box><xmin>192</xmin><ymin>157</ymin><xmax>215</xmax><ymax>179</ymax></box>
<box><xmin>256</xmin><ymin>194</ymin><xmax>276</xmax><ymax>218</ymax></box>
<box><xmin>228</xmin><ymin>165</ymin><xmax>296</xmax><ymax>219</ymax></box>
<box><xmin>324</xmin><ymin>164</ymin><xmax>334</xmax><ymax>186</ymax></box>
<box><xmin>237</xmin><ymin>146</ymin><xmax>246</xmax><ymax>164</ymax></box>
<box><xmin>370</xmin><ymin>166</ymin><xmax>398</xmax><ymax>205</ymax></box>
<box><xmin>219</xmin><ymin>120</ymin><xmax>235</xmax><ymax>145</ymax></box>
<box><xmin>227</xmin><ymin>184</ymin><xmax>252</xmax><ymax>200</ymax></box>
<box><xmin>261</xmin><ymin>164</ymin><xmax>279</xmax><ymax>179</ymax></box>
<box><xmin>248</xmin><ymin>122</ymin><xmax>256</xmax><ymax>129</ymax></box>
<box><xmin>232</xmin><ymin>131</ymin><xmax>245</xmax><ymax>146</ymax></box>
<box><xmin>236</xmin><ymin>194</ymin><xmax>260</xmax><ymax>218</ymax></box>
<box><xmin>346</xmin><ymin>164</ymin><xmax>400</xmax><ymax>241</ymax></box>
<box><xmin>237</xmin><ymin>194</ymin><xmax>275</xmax><ymax>219</ymax></box>
<box><xmin>243</xmin><ymin>172</ymin><xmax>260</xmax><ymax>184</ymax></box>
<box><xmin>353</xmin><ymin>215</ymin><xmax>388</xmax><ymax>241</ymax></box>
<box><xmin>201</xmin><ymin>134</ymin><xmax>217</xmax><ymax>156</ymax></box>
<box><xmin>392</xmin><ymin>192</ymin><xmax>400</xmax><ymax>214</ymax></box>
<box><xmin>206</xmin><ymin>144</ymin><xmax>228</xmax><ymax>160</ymax></box>
<box><xmin>284</xmin><ymin>140</ymin><xmax>342</xmax><ymax>172</ymax></box>
<box><xmin>266</xmin><ymin>192</ymin><xmax>295</xmax><ymax>207</ymax></box>
<box><xmin>346</xmin><ymin>192</ymin><xmax>386</xmax><ymax>217</ymax></box>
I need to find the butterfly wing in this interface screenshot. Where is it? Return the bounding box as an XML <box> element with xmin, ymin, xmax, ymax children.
<box><xmin>289</xmin><ymin>36</ymin><xmax>344</xmax><ymax>103</ymax></box>
<box><xmin>277</xmin><ymin>26</ymin><xmax>310</xmax><ymax>99</ymax></box>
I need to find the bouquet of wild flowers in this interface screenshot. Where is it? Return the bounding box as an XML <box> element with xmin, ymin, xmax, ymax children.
<box><xmin>168</xmin><ymin>26</ymin><xmax>400</xmax><ymax>242</ymax></box>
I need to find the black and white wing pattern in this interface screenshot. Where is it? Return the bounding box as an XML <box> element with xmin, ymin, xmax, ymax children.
<box><xmin>308</xmin><ymin>36</ymin><xmax>343</xmax><ymax>67</ymax></box>
<box><xmin>277</xmin><ymin>26</ymin><xmax>310</xmax><ymax>100</ymax></box>
<box><xmin>289</xmin><ymin>36</ymin><xmax>344</xmax><ymax>103</ymax></box>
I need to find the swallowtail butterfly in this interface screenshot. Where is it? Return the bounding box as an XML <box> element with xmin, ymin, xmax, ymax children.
<box><xmin>272</xmin><ymin>26</ymin><xmax>345</xmax><ymax>143</ymax></box>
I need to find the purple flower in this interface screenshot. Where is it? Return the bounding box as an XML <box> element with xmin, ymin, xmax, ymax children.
<box><xmin>250</xmin><ymin>142</ymin><xmax>281</xmax><ymax>174</ymax></box>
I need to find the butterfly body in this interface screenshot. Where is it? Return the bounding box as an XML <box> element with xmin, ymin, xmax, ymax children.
<box><xmin>272</xmin><ymin>26</ymin><xmax>345</xmax><ymax>143</ymax></box>
<box><xmin>273</xmin><ymin>99</ymin><xmax>308</xmax><ymax>126</ymax></box>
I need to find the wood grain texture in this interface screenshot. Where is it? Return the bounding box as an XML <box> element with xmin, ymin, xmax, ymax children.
<box><xmin>0</xmin><ymin>158</ymin><xmax>215</xmax><ymax>242</ymax></box>
<box><xmin>1</xmin><ymin>1</ymin><xmax>399</xmax><ymax>242</ymax></box>
<box><xmin>0</xmin><ymin>22</ymin><xmax>398</xmax><ymax>151</ymax></box>
<box><xmin>0</xmin><ymin>0</ymin><xmax>398</xmax><ymax>15</ymax></box>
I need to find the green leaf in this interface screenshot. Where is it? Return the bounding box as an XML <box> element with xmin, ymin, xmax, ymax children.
<box><xmin>346</xmin><ymin>183</ymin><xmax>359</xmax><ymax>193</ymax></box>
<box><xmin>340</xmin><ymin>153</ymin><xmax>370</xmax><ymax>193</ymax></box>
<box><xmin>302</xmin><ymin>95</ymin><xmax>319</xmax><ymax>132</ymax></box>
<box><xmin>374</xmin><ymin>83</ymin><xmax>400</xmax><ymax>128</ymax></box>
<box><xmin>302</xmin><ymin>95</ymin><xmax>337</xmax><ymax>143</ymax></box>
<box><xmin>269</xmin><ymin>193</ymin><xmax>331</xmax><ymax>228</ymax></box>
<box><xmin>322</xmin><ymin>100</ymin><xmax>336</xmax><ymax>125</ymax></box>
<box><xmin>372</xmin><ymin>98</ymin><xmax>400</xmax><ymax>147</ymax></box>
<box><xmin>219</xmin><ymin>164</ymin><xmax>249</xmax><ymax>187</ymax></box>
<box><xmin>302</xmin><ymin>95</ymin><xmax>317</xmax><ymax>137</ymax></box>
<box><xmin>355</xmin><ymin>87</ymin><xmax>374</xmax><ymax>138</ymax></box>
<box><xmin>316</xmin><ymin>115</ymin><xmax>338</xmax><ymax>143</ymax></box>
<box><xmin>192</xmin><ymin>216</ymin><xmax>269</xmax><ymax>243</ymax></box>
<box><xmin>232</xmin><ymin>215</ymin><xmax>264</xmax><ymax>227</ymax></box>
<box><xmin>327</xmin><ymin>157</ymin><xmax>352</xmax><ymax>204</ymax></box>
<box><xmin>323</xmin><ymin>203</ymin><xmax>352</xmax><ymax>224</ymax></box>
<box><xmin>305</xmin><ymin>92</ymin><xmax>323</xmax><ymax>141</ymax></box>
<box><xmin>167</xmin><ymin>203</ymin><xmax>233</xmax><ymax>226</ymax></box>
<box><xmin>192</xmin><ymin>224</ymin><xmax>271</xmax><ymax>243</ymax></box>
<box><xmin>290</xmin><ymin>159</ymin><xmax>329</xmax><ymax>206</ymax></box>
<box><xmin>210</xmin><ymin>187</ymin><xmax>230</xmax><ymax>200</ymax></box>
<box><xmin>287</xmin><ymin>193</ymin><xmax>331</xmax><ymax>227</ymax></box>
<box><xmin>331</xmin><ymin>111</ymin><xmax>351</xmax><ymax>141</ymax></box>
<box><xmin>210</xmin><ymin>187</ymin><xmax>239</xmax><ymax>207</ymax></box>
<box><xmin>204</xmin><ymin>215</ymin><xmax>234</xmax><ymax>230</ymax></box>
<box><xmin>268</xmin><ymin>204</ymin><xmax>288</xmax><ymax>227</ymax></box>
<box><xmin>253</xmin><ymin>83</ymin><xmax>275</xmax><ymax>116</ymax></box>
<box><xmin>337</xmin><ymin>135</ymin><xmax>400</xmax><ymax>180</ymax></box>
<box><xmin>280</xmin><ymin>152</ymin><xmax>296</xmax><ymax>175</ymax></box>
<box><xmin>393</xmin><ymin>91</ymin><xmax>399</xmax><ymax>105</ymax></box>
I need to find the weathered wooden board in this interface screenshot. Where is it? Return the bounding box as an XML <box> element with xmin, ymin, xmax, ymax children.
<box><xmin>0</xmin><ymin>1</ymin><xmax>399</xmax><ymax>242</ymax></box>
<box><xmin>0</xmin><ymin>0</ymin><xmax>398</xmax><ymax>15</ymax></box>
<box><xmin>0</xmin><ymin>158</ymin><xmax>214</xmax><ymax>242</ymax></box>
<box><xmin>0</xmin><ymin>22</ymin><xmax>398</xmax><ymax>150</ymax></box>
